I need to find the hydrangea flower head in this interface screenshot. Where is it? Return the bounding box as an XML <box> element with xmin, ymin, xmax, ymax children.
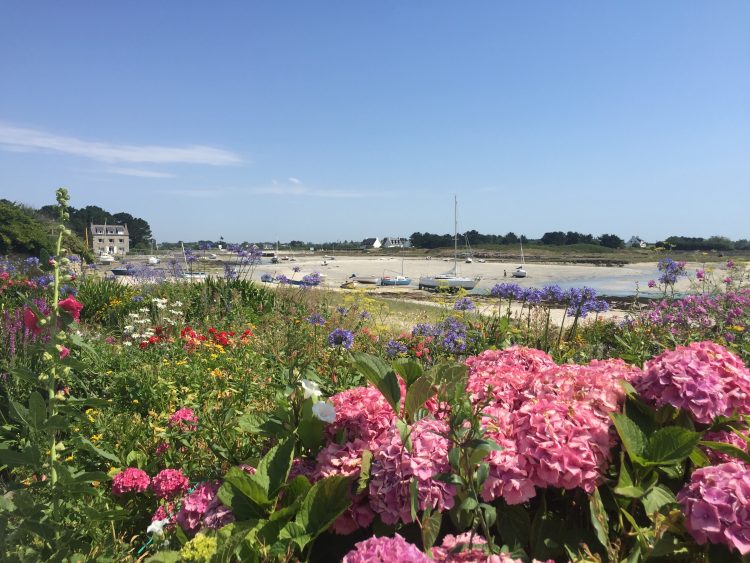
<box><xmin>635</xmin><ymin>341</ymin><xmax>750</xmax><ymax>423</ymax></box>
<box><xmin>169</xmin><ymin>408</ymin><xmax>198</xmax><ymax>431</ymax></box>
<box><xmin>151</xmin><ymin>468</ymin><xmax>189</xmax><ymax>499</ymax></box>
<box><xmin>112</xmin><ymin>467</ymin><xmax>150</xmax><ymax>495</ymax></box>
<box><xmin>343</xmin><ymin>534</ymin><xmax>429</xmax><ymax>563</ymax></box>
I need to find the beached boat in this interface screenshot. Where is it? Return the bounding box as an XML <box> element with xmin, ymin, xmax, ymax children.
<box><xmin>381</xmin><ymin>275</ymin><xmax>411</xmax><ymax>286</ymax></box>
<box><xmin>418</xmin><ymin>197</ymin><xmax>480</xmax><ymax>291</ymax></box>
<box><xmin>147</xmin><ymin>256</ymin><xmax>160</xmax><ymax>265</ymax></box>
<box><xmin>182</xmin><ymin>272</ymin><xmax>208</xmax><ymax>281</ymax></box>
<box><xmin>350</xmin><ymin>274</ymin><xmax>381</xmax><ymax>285</ymax></box>
<box><xmin>111</xmin><ymin>266</ymin><xmax>134</xmax><ymax>276</ymax></box>
<box><xmin>512</xmin><ymin>240</ymin><xmax>527</xmax><ymax>278</ymax></box>
<box><xmin>98</xmin><ymin>253</ymin><xmax>115</xmax><ymax>264</ymax></box>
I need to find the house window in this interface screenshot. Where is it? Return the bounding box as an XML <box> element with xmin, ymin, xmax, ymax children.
<box><xmin>119</xmin><ymin>239</ymin><xmax>124</xmax><ymax>243</ymax></box>
<box><xmin>98</xmin><ymin>238</ymin><xmax>103</xmax><ymax>243</ymax></box>
<box><xmin>109</xmin><ymin>239</ymin><xmax>114</xmax><ymax>243</ymax></box>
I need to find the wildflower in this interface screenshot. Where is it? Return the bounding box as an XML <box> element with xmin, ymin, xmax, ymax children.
<box><xmin>728</xmin><ymin>260</ymin><xmax>736</xmax><ymax>269</ymax></box>
<box><xmin>312</xmin><ymin>402</ymin><xmax>336</xmax><ymax>423</ymax></box>
<box><xmin>169</xmin><ymin>408</ymin><xmax>198</xmax><ymax>431</ymax></box>
<box><xmin>300</xmin><ymin>379</ymin><xmax>322</xmax><ymax>400</ymax></box>
<box><xmin>180</xmin><ymin>533</ymin><xmax>218</xmax><ymax>562</ymax></box>
<box><xmin>111</xmin><ymin>467</ymin><xmax>150</xmax><ymax>495</ymax></box>
<box><xmin>453</xmin><ymin>297</ymin><xmax>475</xmax><ymax>311</ymax></box>
<box><xmin>59</xmin><ymin>346</ymin><xmax>70</xmax><ymax>360</ymax></box>
<box><xmin>343</xmin><ymin>534</ymin><xmax>429</xmax><ymax>562</ymax></box>
<box><xmin>696</xmin><ymin>269</ymin><xmax>705</xmax><ymax>280</ymax></box>
<box><xmin>147</xmin><ymin>518</ymin><xmax>170</xmax><ymax>536</ymax></box>
<box><xmin>151</xmin><ymin>468</ymin><xmax>189</xmax><ymax>499</ymax></box>
<box><xmin>23</xmin><ymin>308</ymin><xmax>43</xmax><ymax>336</ymax></box>
<box><xmin>358</xmin><ymin>310</ymin><xmax>371</xmax><ymax>320</ymax></box>
<box><xmin>725</xmin><ymin>277</ymin><xmax>733</xmax><ymax>285</ymax></box>
<box><xmin>306</xmin><ymin>313</ymin><xmax>327</xmax><ymax>326</ymax></box>
<box><xmin>58</xmin><ymin>296</ymin><xmax>84</xmax><ymax>322</ymax></box>
<box><xmin>385</xmin><ymin>339</ymin><xmax>408</xmax><ymax>358</ymax></box>
<box><xmin>648</xmin><ymin>280</ymin><xmax>657</xmax><ymax>288</ymax></box>
<box><xmin>328</xmin><ymin>328</ymin><xmax>354</xmax><ymax>349</ymax></box>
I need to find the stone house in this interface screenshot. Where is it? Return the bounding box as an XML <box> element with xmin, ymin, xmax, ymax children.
<box><xmin>90</xmin><ymin>223</ymin><xmax>129</xmax><ymax>256</ymax></box>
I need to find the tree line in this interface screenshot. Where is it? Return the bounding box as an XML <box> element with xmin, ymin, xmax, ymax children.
<box><xmin>38</xmin><ymin>204</ymin><xmax>153</xmax><ymax>248</ymax></box>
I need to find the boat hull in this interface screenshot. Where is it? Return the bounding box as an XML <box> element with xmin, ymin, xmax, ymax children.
<box><xmin>351</xmin><ymin>277</ymin><xmax>381</xmax><ymax>284</ymax></box>
<box><xmin>381</xmin><ymin>277</ymin><xmax>412</xmax><ymax>286</ymax></box>
<box><xmin>418</xmin><ymin>276</ymin><xmax>478</xmax><ymax>290</ymax></box>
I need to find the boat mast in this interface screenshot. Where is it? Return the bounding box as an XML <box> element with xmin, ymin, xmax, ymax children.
<box><xmin>453</xmin><ymin>195</ymin><xmax>458</xmax><ymax>274</ymax></box>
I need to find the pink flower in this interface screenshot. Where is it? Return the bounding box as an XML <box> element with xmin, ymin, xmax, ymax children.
<box><xmin>175</xmin><ymin>480</ymin><xmax>233</xmax><ymax>535</ymax></box>
<box><xmin>369</xmin><ymin>418</ymin><xmax>455</xmax><ymax>525</ymax></box>
<box><xmin>155</xmin><ymin>442</ymin><xmax>170</xmax><ymax>456</ymax></box>
<box><xmin>342</xmin><ymin>534</ymin><xmax>429</xmax><ymax>563</ymax></box>
<box><xmin>648</xmin><ymin>280</ymin><xmax>657</xmax><ymax>288</ymax></box>
<box><xmin>328</xmin><ymin>386</ymin><xmax>395</xmax><ymax>448</ymax></box>
<box><xmin>58</xmin><ymin>296</ymin><xmax>83</xmax><ymax>322</ymax></box>
<box><xmin>168</xmin><ymin>408</ymin><xmax>198</xmax><ymax>431</ymax></box>
<box><xmin>725</xmin><ymin>277</ymin><xmax>733</xmax><ymax>285</ymax></box>
<box><xmin>678</xmin><ymin>462</ymin><xmax>750</xmax><ymax>555</ymax></box>
<box><xmin>634</xmin><ymin>341</ymin><xmax>750</xmax><ymax>424</ymax></box>
<box><xmin>696</xmin><ymin>269</ymin><xmax>705</xmax><ymax>280</ymax></box>
<box><xmin>433</xmin><ymin>533</ymin><xmax>523</xmax><ymax>562</ymax></box>
<box><xmin>111</xmin><ymin>467</ymin><xmax>150</xmax><ymax>495</ymax></box>
<box><xmin>23</xmin><ymin>308</ymin><xmax>42</xmax><ymax>336</ymax></box>
<box><xmin>151</xmin><ymin>468</ymin><xmax>189</xmax><ymax>499</ymax></box>
<box><xmin>59</xmin><ymin>346</ymin><xmax>70</xmax><ymax>360</ymax></box>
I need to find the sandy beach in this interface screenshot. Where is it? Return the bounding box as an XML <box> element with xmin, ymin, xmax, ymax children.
<box><xmin>251</xmin><ymin>255</ymin><xmax>697</xmax><ymax>297</ymax></box>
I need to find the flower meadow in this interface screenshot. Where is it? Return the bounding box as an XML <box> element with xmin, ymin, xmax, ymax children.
<box><xmin>4</xmin><ymin>192</ymin><xmax>750</xmax><ymax>561</ymax></box>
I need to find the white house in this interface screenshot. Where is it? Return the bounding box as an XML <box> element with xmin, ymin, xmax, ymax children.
<box><xmin>361</xmin><ymin>237</ymin><xmax>382</xmax><ymax>250</ymax></box>
<box><xmin>626</xmin><ymin>236</ymin><xmax>647</xmax><ymax>248</ymax></box>
<box><xmin>380</xmin><ymin>236</ymin><xmax>412</xmax><ymax>249</ymax></box>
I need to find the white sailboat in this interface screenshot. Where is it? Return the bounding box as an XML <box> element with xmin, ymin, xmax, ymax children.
<box><xmin>512</xmin><ymin>239</ymin><xmax>527</xmax><ymax>278</ymax></box>
<box><xmin>418</xmin><ymin>197</ymin><xmax>480</xmax><ymax>291</ymax></box>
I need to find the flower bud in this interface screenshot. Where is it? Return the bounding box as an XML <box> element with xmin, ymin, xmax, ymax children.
<box><xmin>55</xmin><ymin>442</ymin><xmax>66</xmax><ymax>452</ymax></box>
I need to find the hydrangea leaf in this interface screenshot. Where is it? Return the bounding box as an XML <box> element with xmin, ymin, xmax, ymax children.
<box><xmin>700</xmin><ymin>440</ymin><xmax>750</xmax><ymax>465</ymax></box>
<box><xmin>392</xmin><ymin>359</ymin><xmax>424</xmax><ymax>388</ymax></box>
<box><xmin>404</xmin><ymin>375</ymin><xmax>435</xmax><ymax>422</ymax></box>
<box><xmin>294</xmin><ymin>475</ymin><xmax>352</xmax><ymax>542</ymax></box>
<box><xmin>641</xmin><ymin>484</ymin><xmax>677</xmax><ymax>516</ymax></box>
<box><xmin>643</xmin><ymin>427</ymin><xmax>702</xmax><ymax>465</ymax></box>
<box><xmin>255</xmin><ymin>437</ymin><xmax>295</xmax><ymax>499</ymax></box>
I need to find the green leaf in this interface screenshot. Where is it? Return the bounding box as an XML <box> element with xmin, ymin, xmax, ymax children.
<box><xmin>480</xmin><ymin>502</ymin><xmax>497</xmax><ymax>528</ymax></box>
<box><xmin>642</xmin><ymin>484</ymin><xmax>677</xmax><ymax>515</ymax></box>
<box><xmin>356</xmin><ymin>450</ymin><xmax>372</xmax><ymax>495</ymax></box>
<box><xmin>73</xmin><ymin>437</ymin><xmax>120</xmax><ymax>464</ymax></box>
<box><xmin>530</xmin><ymin>510</ymin><xmax>565</xmax><ymax>560</ymax></box>
<box><xmin>467</xmin><ymin>438</ymin><xmax>503</xmax><ymax>465</ymax></box>
<box><xmin>396</xmin><ymin>418</ymin><xmax>411</xmax><ymax>452</ymax></box>
<box><xmin>351</xmin><ymin>352</ymin><xmax>391</xmax><ymax>384</ymax></box>
<box><xmin>281</xmin><ymin>476</ymin><xmax>312</xmax><ymax>508</ymax></box>
<box><xmin>298</xmin><ymin>401</ymin><xmax>325</xmax><ymax>452</ymax></box>
<box><xmin>145</xmin><ymin>551</ymin><xmax>181</xmax><ymax>563</ymax></box>
<box><xmin>410</xmin><ymin>478</ymin><xmax>419</xmax><ymax>523</ymax></box>
<box><xmin>28</xmin><ymin>392</ymin><xmax>46</xmax><ymax>429</ymax></box>
<box><xmin>294</xmin><ymin>475</ymin><xmax>352</xmax><ymax>540</ymax></box>
<box><xmin>421</xmin><ymin>508</ymin><xmax>442</xmax><ymax>552</ymax></box>
<box><xmin>700</xmin><ymin>440</ymin><xmax>750</xmax><ymax>464</ymax></box>
<box><xmin>610</xmin><ymin>412</ymin><xmax>647</xmax><ymax>464</ymax></box>
<box><xmin>218</xmin><ymin>467</ymin><xmax>271</xmax><ymax>520</ymax></box>
<box><xmin>9</xmin><ymin>399</ymin><xmax>30</xmax><ymax>427</ymax></box>
<box><xmin>614</xmin><ymin>459</ymin><xmax>645</xmax><ymax>498</ymax></box>
<box><xmin>255</xmin><ymin>437</ymin><xmax>295</xmax><ymax>499</ymax></box>
<box><xmin>392</xmin><ymin>359</ymin><xmax>424</xmax><ymax>387</ymax></box>
<box><xmin>0</xmin><ymin>445</ymin><xmax>40</xmax><ymax>467</ymax></box>
<box><xmin>44</xmin><ymin>415</ymin><xmax>69</xmax><ymax>431</ymax></box>
<box><xmin>644</xmin><ymin>427</ymin><xmax>702</xmax><ymax>465</ymax></box>
<box><xmin>378</xmin><ymin>371</ymin><xmax>402</xmax><ymax>416</ymax></box>
<box><xmin>404</xmin><ymin>375</ymin><xmax>434</xmax><ymax>421</ymax></box>
<box><xmin>589</xmin><ymin>488</ymin><xmax>609</xmax><ymax>549</ymax></box>
<box><xmin>689</xmin><ymin>446</ymin><xmax>711</xmax><ymax>467</ymax></box>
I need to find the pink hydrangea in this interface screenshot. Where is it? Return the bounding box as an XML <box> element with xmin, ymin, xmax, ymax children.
<box><xmin>513</xmin><ymin>395</ymin><xmax>612</xmax><ymax>494</ymax></box>
<box><xmin>369</xmin><ymin>418</ymin><xmax>455</xmax><ymax>525</ymax></box>
<box><xmin>342</xmin><ymin>533</ymin><xmax>429</xmax><ymax>562</ymax></box>
<box><xmin>168</xmin><ymin>408</ymin><xmax>198</xmax><ymax>431</ymax></box>
<box><xmin>151</xmin><ymin>468</ymin><xmax>189</xmax><ymax>499</ymax></box>
<box><xmin>677</xmin><ymin>462</ymin><xmax>750</xmax><ymax>555</ymax></box>
<box><xmin>328</xmin><ymin>385</ymin><xmax>395</xmax><ymax>448</ymax></box>
<box><xmin>432</xmin><ymin>533</ymin><xmax>523</xmax><ymax>562</ymax></box>
<box><xmin>702</xmin><ymin>430</ymin><xmax>749</xmax><ymax>465</ymax></box>
<box><xmin>636</xmin><ymin>341</ymin><xmax>750</xmax><ymax>424</ymax></box>
<box><xmin>465</xmin><ymin>347</ymin><xmax>557</xmax><ymax>407</ymax></box>
<box><xmin>480</xmin><ymin>406</ymin><xmax>536</xmax><ymax>505</ymax></box>
<box><xmin>111</xmin><ymin>467</ymin><xmax>150</xmax><ymax>495</ymax></box>
<box><xmin>176</xmin><ymin>480</ymin><xmax>233</xmax><ymax>535</ymax></box>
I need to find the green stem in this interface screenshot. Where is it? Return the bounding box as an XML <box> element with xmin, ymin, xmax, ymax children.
<box><xmin>48</xmin><ymin>226</ymin><xmax>64</xmax><ymax>486</ymax></box>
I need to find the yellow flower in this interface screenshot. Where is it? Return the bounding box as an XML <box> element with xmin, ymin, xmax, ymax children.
<box><xmin>729</xmin><ymin>325</ymin><xmax>745</xmax><ymax>332</ymax></box>
<box><xmin>180</xmin><ymin>533</ymin><xmax>218</xmax><ymax>562</ymax></box>
<box><xmin>132</xmin><ymin>399</ymin><xmax>140</xmax><ymax>404</ymax></box>
<box><xmin>210</xmin><ymin>368</ymin><xmax>223</xmax><ymax>378</ymax></box>
<box><xmin>65</xmin><ymin>454</ymin><xmax>75</xmax><ymax>462</ymax></box>
<box><xmin>91</xmin><ymin>434</ymin><xmax>103</xmax><ymax>443</ymax></box>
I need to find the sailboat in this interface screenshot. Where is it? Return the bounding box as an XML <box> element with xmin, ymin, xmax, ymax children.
<box><xmin>512</xmin><ymin>239</ymin><xmax>527</xmax><ymax>278</ymax></box>
<box><xmin>418</xmin><ymin>197</ymin><xmax>481</xmax><ymax>291</ymax></box>
<box><xmin>381</xmin><ymin>253</ymin><xmax>412</xmax><ymax>286</ymax></box>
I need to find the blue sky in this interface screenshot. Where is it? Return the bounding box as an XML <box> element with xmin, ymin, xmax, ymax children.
<box><xmin>1</xmin><ymin>2</ymin><xmax>748</xmax><ymax>243</ymax></box>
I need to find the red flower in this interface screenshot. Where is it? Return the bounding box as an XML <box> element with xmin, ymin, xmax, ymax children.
<box><xmin>139</xmin><ymin>341</ymin><xmax>149</xmax><ymax>349</ymax></box>
<box><xmin>58</xmin><ymin>296</ymin><xmax>83</xmax><ymax>322</ymax></box>
<box><xmin>59</xmin><ymin>346</ymin><xmax>71</xmax><ymax>360</ymax></box>
<box><xmin>23</xmin><ymin>308</ymin><xmax>43</xmax><ymax>336</ymax></box>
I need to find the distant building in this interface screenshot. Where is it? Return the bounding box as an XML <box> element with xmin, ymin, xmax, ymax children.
<box><xmin>380</xmin><ymin>236</ymin><xmax>412</xmax><ymax>249</ymax></box>
<box><xmin>361</xmin><ymin>237</ymin><xmax>382</xmax><ymax>250</ymax></box>
<box><xmin>626</xmin><ymin>236</ymin><xmax>647</xmax><ymax>248</ymax></box>
<box><xmin>90</xmin><ymin>223</ymin><xmax>129</xmax><ymax>256</ymax></box>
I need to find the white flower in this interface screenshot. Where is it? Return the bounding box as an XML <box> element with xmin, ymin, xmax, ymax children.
<box><xmin>300</xmin><ymin>379</ymin><xmax>322</xmax><ymax>400</ymax></box>
<box><xmin>123</xmin><ymin>341</ymin><xmax>132</xmax><ymax>346</ymax></box>
<box><xmin>147</xmin><ymin>518</ymin><xmax>170</xmax><ymax>536</ymax></box>
<box><xmin>139</xmin><ymin>307</ymin><xmax>150</xmax><ymax>313</ymax></box>
<box><xmin>311</xmin><ymin>402</ymin><xmax>336</xmax><ymax>424</ymax></box>
<box><xmin>123</xmin><ymin>325</ymin><xmax>134</xmax><ymax>332</ymax></box>
<box><xmin>173</xmin><ymin>301</ymin><xmax>183</xmax><ymax>307</ymax></box>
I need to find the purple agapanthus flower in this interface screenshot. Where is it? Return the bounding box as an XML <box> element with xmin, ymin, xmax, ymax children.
<box><xmin>328</xmin><ymin>328</ymin><xmax>354</xmax><ymax>349</ymax></box>
<box><xmin>454</xmin><ymin>297</ymin><xmax>475</xmax><ymax>311</ymax></box>
<box><xmin>385</xmin><ymin>340</ymin><xmax>408</xmax><ymax>357</ymax></box>
<box><xmin>307</xmin><ymin>313</ymin><xmax>327</xmax><ymax>326</ymax></box>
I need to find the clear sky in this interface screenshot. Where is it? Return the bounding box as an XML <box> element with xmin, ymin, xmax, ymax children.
<box><xmin>1</xmin><ymin>2</ymin><xmax>748</xmax><ymax>244</ymax></box>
